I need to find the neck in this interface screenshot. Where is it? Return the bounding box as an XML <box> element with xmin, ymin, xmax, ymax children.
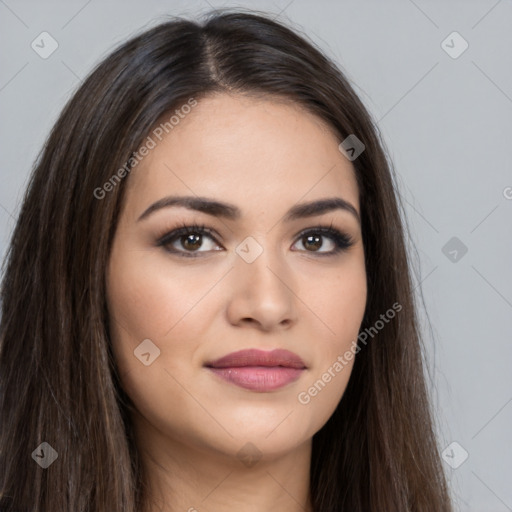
<box><xmin>133</xmin><ymin>412</ymin><xmax>314</xmax><ymax>512</ymax></box>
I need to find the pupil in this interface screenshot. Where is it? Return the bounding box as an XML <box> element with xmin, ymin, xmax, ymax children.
<box><xmin>304</xmin><ymin>234</ymin><xmax>321</xmax><ymax>251</ymax></box>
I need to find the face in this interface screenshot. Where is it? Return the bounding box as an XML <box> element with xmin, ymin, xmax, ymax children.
<box><xmin>106</xmin><ymin>93</ymin><xmax>367</xmax><ymax>464</ymax></box>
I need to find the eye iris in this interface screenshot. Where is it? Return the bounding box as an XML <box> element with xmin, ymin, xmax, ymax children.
<box><xmin>304</xmin><ymin>234</ymin><xmax>322</xmax><ymax>251</ymax></box>
<box><xmin>182</xmin><ymin>233</ymin><xmax>202</xmax><ymax>251</ymax></box>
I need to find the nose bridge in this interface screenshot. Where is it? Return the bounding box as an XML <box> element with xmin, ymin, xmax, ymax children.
<box><xmin>227</xmin><ymin>234</ymin><xmax>297</xmax><ymax>329</ymax></box>
<box><xmin>237</xmin><ymin>235</ymin><xmax>290</xmax><ymax>297</ymax></box>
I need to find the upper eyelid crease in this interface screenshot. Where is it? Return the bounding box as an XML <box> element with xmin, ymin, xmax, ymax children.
<box><xmin>137</xmin><ymin>195</ymin><xmax>360</xmax><ymax>226</ymax></box>
<box><xmin>158</xmin><ymin>224</ymin><xmax>349</xmax><ymax>241</ymax></box>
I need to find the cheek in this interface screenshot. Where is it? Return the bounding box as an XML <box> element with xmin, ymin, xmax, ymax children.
<box><xmin>295</xmin><ymin>257</ymin><xmax>366</xmax><ymax>416</ymax></box>
<box><xmin>105</xmin><ymin>243</ymin><xmax>235</xmax><ymax>405</ymax></box>
<box><xmin>105</xmin><ymin>246</ymin><xmax>224</xmax><ymax>439</ymax></box>
<box><xmin>303</xmin><ymin>254</ymin><xmax>367</xmax><ymax>348</ymax></box>
<box><xmin>106</xmin><ymin>245</ymin><xmax>191</xmax><ymax>383</ymax></box>
<box><xmin>106</xmin><ymin>243</ymin><xmax>221</xmax><ymax>345</ymax></box>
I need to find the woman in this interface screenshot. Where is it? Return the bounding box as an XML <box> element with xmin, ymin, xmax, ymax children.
<box><xmin>0</xmin><ymin>9</ymin><xmax>453</xmax><ymax>512</ymax></box>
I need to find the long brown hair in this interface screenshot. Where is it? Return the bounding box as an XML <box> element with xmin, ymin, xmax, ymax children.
<box><xmin>0</xmin><ymin>8</ymin><xmax>452</xmax><ymax>511</ymax></box>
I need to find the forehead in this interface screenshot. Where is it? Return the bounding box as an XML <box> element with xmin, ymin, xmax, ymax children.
<box><xmin>123</xmin><ymin>93</ymin><xmax>360</xmax><ymax>219</ymax></box>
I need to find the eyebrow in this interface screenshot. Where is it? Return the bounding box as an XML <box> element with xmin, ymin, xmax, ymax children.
<box><xmin>137</xmin><ymin>195</ymin><xmax>360</xmax><ymax>225</ymax></box>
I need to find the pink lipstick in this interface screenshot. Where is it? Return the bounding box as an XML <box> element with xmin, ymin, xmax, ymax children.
<box><xmin>205</xmin><ymin>348</ymin><xmax>306</xmax><ymax>392</ymax></box>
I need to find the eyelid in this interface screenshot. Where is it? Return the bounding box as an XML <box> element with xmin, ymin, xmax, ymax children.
<box><xmin>155</xmin><ymin>222</ymin><xmax>221</xmax><ymax>253</ymax></box>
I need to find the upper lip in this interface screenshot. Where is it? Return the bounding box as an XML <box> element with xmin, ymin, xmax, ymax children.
<box><xmin>205</xmin><ymin>349</ymin><xmax>306</xmax><ymax>369</ymax></box>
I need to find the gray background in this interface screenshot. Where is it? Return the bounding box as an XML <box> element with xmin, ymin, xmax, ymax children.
<box><xmin>1</xmin><ymin>1</ymin><xmax>511</xmax><ymax>510</ymax></box>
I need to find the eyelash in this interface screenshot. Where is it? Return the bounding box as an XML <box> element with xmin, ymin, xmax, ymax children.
<box><xmin>156</xmin><ymin>221</ymin><xmax>354</xmax><ymax>258</ymax></box>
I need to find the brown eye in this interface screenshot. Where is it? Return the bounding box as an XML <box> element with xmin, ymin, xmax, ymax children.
<box><xmin>302</xmin><ymin>234</ymin><xmax>328</xmax><ymax>252</ymax></box>
<box><xmin>157</xmin><ymin>224</ymin><xmax>223</xmax><ymax>257</ymax></box>
<box><xmin>292</xmin><ymin>227</ymin><xmax>354</xmax><ymax>255</ymax></box>
<box><xmin>181</xmin><ymin>233</ymin><xmax>203</xmax><ymax>251</ymax></box>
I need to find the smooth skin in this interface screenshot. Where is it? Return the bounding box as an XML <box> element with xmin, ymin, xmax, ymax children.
<box><xmin>106</xmin><ymin>93</ymin><xmax>367</xmax><ymax>512</ymax></box>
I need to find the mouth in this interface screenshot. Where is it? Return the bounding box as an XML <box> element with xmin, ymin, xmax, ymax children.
<box><xmin>204</xmin><ymin>348</ymin><xmax>307</xmax><ymax>392</ymax></box>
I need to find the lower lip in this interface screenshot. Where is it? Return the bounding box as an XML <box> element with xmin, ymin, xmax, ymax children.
<box><xmin>207</xmin><ymin>366</ymin><xmax>305</xmax><ymax>391</ymax></box>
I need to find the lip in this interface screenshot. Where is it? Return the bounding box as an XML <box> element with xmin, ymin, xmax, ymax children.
<box><xmin>205</xmin><ymin>349</ymin><xmax>307</xmax><ymax>392</ymax></box>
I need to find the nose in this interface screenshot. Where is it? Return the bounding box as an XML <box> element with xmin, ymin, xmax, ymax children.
<box><xmin>226</xmin><ymin>246</ymin><xmax>298</xmax><ymax>332</ymax></box>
